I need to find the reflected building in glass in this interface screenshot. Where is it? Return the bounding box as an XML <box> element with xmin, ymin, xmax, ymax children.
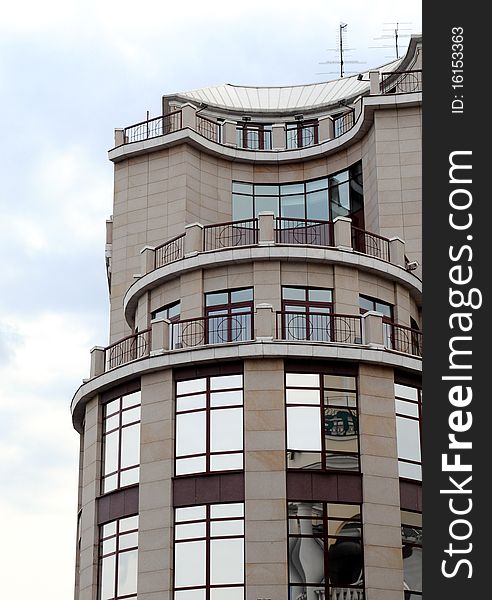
<box><xmin>71</xmin><ymin>35</ymin><xmax>423</xmax><ymax>600</ymax></box>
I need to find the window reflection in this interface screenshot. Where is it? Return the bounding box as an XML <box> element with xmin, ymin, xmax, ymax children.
<box><xmin>99</xmin><ymin>515</ymin><xmax>138</xmax><ymax>600</ymax></box>
<box><xmin>286</xmin><ymin>373</ymin><xmax>360</xmax><ymax>472</ymax></box>
<box><xmin>174</xmin><ymin>504</ymin><xmax>244</xmax><ymax>600</ymax></box>
<box><xmin>102</xmin><ymin>391</ymin><xmax>141</xmax><ymax>494</ymax></box>
<box><xmin>395</xmin><ymin>383</ymin><xmax>422</xmax><ymax>481</ymax></box>
<box><xmin>175</xmin><ymin>374</ymin><xmax>244</xmax><ymax>476</ymax></box>
<box><xmin>401</xmin><ymin>511</ymin><xmax>422</xmax><ymax>597</ymax></box>
<box><xmin>288</xmin><ymin>502</ymin><xmax>364</xmax><ymax>599</ymax></box>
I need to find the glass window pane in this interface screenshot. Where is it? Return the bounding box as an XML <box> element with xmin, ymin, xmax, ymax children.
<box><xmin>286</xmin><ymin>373</ymin><xmax>320</xmax><ymax>388</ymax></box>
<box><xmin>375</xmin><ymin>301</ymin><xmax>392</xmax><ymax>318</ymax></box>
<box><xmin>120</xmin><ymin>515</ymin><xmax>139</xmax><ymax>532</ymax></box>
<box><xmin>104</xmin><ymin>414</ymin><xmax>119</xmax><ymax>433</ymax></box>
<box><xmin>117</xmin><ymin>549</ymin><xmax>138</xmax><ymax>596</ymax></box>
<box><xmin>323</xmin><ymin>375</ymin><xmax>356</xmax><ymax>391</ymax></box>
<box><xmin>210</xmin><ymin>453</ymin><xmax>243</xmax><ymax>471</ymax></box>
<box><xmin>210</xmin><ymin>538</ymin><xmax>244</xmax><ymax>585</ymax></box>
<box><xmin>329</xmin><ymin>170</ymin><xmax>349</xmax><ymax>186</ymax></box>
<box><xmin>122</xmin><ymin>406</ymin><xmax>140</xmax><ymax>425</ymax></box>
<box><xmin>403</xmin><ymin>546</ymin><xmax>422</xmax><ymax>592</ymax></box>
<box><xmin>255</xmin><ymin>184</ymin><xmax>279</xmax><ymax>196</ymax></box>
<box><xmin>177</xmin><ymin>393</ymin><xmax>207</xmax><ymax>412</ymax></box>
<box><xmin>119</xmin><ymin>532</ymin><xmax>138</xmax><ymax>550</ymax></box>
<box><xmin>326</xmin><ymin>537</ymin><xmax>363</xmax><ymax>586</ymax></box>
<box><xmin>255</xmin><ymin>195</ymin><xmax>278</xmax><ymax>217</ymax></box>
<box><xmin>286</xmin><ymin>388</ymin><xmax>320</xmax><ymax>405</ymax></box>
<box><xmin>210</xmin><ymin>374</ymin><xmax>243</xmax><ymax>390</ymax></box>
<box><xmin>399</xmin><ymin>461</ymin><xmax>422</xmax><ymax>480</ymax></box>
<box><xmin>306</xmin><ymin>178</ymin><xmax>328</xmax><ymax>192</ymax></box>
<box><xmin>210</xmin><ymin>503</ymin><xmax>244</xmax><ymax>519</ymax></box>
<box><xmin>175</xmin><ymin>590</ymin><xmax>206</xmax><ymax>600</ymax></box>
<box><xmin>306</xmin><ymin>190</ymin><xmax>329</xmax><ymax>221</ymax></box>
<box><xmin>168</xmin><ymin>302</ymin><xmax>181</xmax><ymax>319</ymax></box>
<box><xmin>210</xmin><ymin>588</ymin><xmax>244</xmax><ymax>600</ymax></box>
<box><xmin>281</xmin><ymin>183</ymin><xmax>304</xmax><ymax>195</ymax></box>
<box><xmin>210</xmin><ymin>390</ymin><xmax>243</xmax><ymax>407</ymax></box>
<box><xmin>232</xmin><ymin>182</ymin><xmax>253</xmax><ymax>194</ymax></box>
<box><xmin>102</xmin><ymin>537</ymin><xmax>116</xmax><ymax>555</ymax></box>
<box><xmin>104</xmin><ymin>431</ymin><xmax>119</xmax><ymax>475</ymax></box>
<box><xmin>327</xmin><ymin>503</ymin><xmax>361</xmax><ymax>520</ymax></box>
<box><xmin>288</xmin><ymin>538</ymin><xmax>324</xmax><ymax>584</ymax></box>
<box><xmin>174</xmin><ymin>540</ymin><xmax>206</xmax><ymax>587</ymax></box>
<box><xmin>122</xmin><ymin>391</ymin><xmax>141</xmax><ymax>409</ymax></box>
<box><xmin>177</xmin><ymin>378</ymin><xmax>206</xmax><ymax>395</ymax></box>
<box><xmin>105</xmin><ymin>399</ymin><xmax>120</xmax><ymax>417</ymax></box>
<box><xmin>330</xmin><ymin>181</ymin><xmax>350</xmax><ymax>218</ymax></box>
<box><xmin>120</xmin><ymin>467</ymin><xmax>139</xmax><ymax>487</ymax></box>
<box><xmin>211</xmin><ymin>520</ymin><xmax>244</xmax><ymax>537</ymax></box>
<box><xmin>359</xmin><ymin>296</ymin><xmax>375</xmax><ymax>312</ymax></box>
<box><xmin>175</xmin><ymin>505</ymin><xmax>206</xmax><ymax>523</ymax></box>
<box><xmin>100</xmin><ymin>555</ymin><xmax>116</xmax><ymax>600</ymax></box>
<box><xmin>325</xmin><ymin>408</ymin><xmax>358</xmax><ymax>440</ymax></box>
<box><xmin>327</xmin><ymin>518</ymin><xmax>362</xmax><ymax>537</ymax></box>
<box><xmin>231</xmin><ymin>288</ymin><xmax>253</xmax><ymax>303</ymax></box>
<box><xmin>206</xmin><ymin>292</ymin><xmax>229</xmax><ymax>307</ymax></box>
<box><xmin>103</xmin><ymin>474</ymin><xmax>117</xmax><ymax>493</ymax></box>
<box><xmin>176</xmin><ymin>456</ymin><xmax>206</xmax><ymax>475</ymax></box>
<box><xmin>396</xmin><ymin>417</ymin><xmax>421</xmax><ymax>462</ymax></box>
<box><xmin>287</xmin><ymin>451</ymin><xmax>322</xmax><ymax>470</ymax></box>
<box><xmin>176</xmin><ymin>412</ymin><xmax>206</xmax><ymax>456</ymax></box>
<box><xmin>396</xmin><ymin>399</ymin><xmax>419</xmax><ymax>418</ymax></box>
<box><xmin>280</xmin><ymin>194</ymin><xmax>305</xmax><ymax>219</ymax></box>
<box><xmin>324</xmin><ymin>390</ymin><xmax>357</xmax><ymax>408</ymax></box>
<box><xmin>308</xmin><ymin>288</ymin><xmax>332</xmax><ymax>303</ymax></box>
<box><xmin>210</xmin><ymin>408</ymin><xmax>243</xmax><ymax>452</ymax></box>
<box><xmin>232</xmin><ymin>194</ymin><xmax>253</xmax><ymax>221</ymax></box>
<box><xmin>395</xmin><ymin>384</ymin><xmax>419</xmax><ymax>401</ymax></box>
<box><xmin>282</xmin><ymin>287</ymin><xmax>306</xmax><ymax>301</ymax></box>
<box><xmin>287</xmin><ymin>406</ymin><xmax>321</xmax><ymax>451</ymax></box>
<box><xmin>175</xmin><ymin>522</ymin><xmax>207</xmax><ymax>540</ymax></box>
<box><xmin>120</xmin><ymin>424</ymin><xmax>140</xmax><ymax>469</ymax></box>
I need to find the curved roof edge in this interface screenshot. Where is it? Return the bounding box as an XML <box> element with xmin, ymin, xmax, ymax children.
<box><xmin>163</xmin><ymin>35</ymin><xmax>422</xmax><ymax>115</ymax></box>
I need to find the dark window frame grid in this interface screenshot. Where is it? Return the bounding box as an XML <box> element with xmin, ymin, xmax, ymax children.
<box><xmin>401</xmin><ymin>510</ymin><xmax>422</xmax><ymax>597</ymax></box>
<box><xmin>173</xmin><ymin>502</ymin><xmax>245</xmax><ymax>600</ymax></box>
<box><xmin>101</xmin><ymin>392</ymin><xmax>141</xmax><ymax>494</ymax></box>
<box><xmin>204</xmin><ymin>288</ymin><xmax>254</xmax><ymax>345</ymax></box>
<box><xmin>151</xmin><ymin>300</ymin><xmax>181</xmax><ymax>322</ymax></box>
<box><xmin>236</xmin><ymin>122</ymin><xmax>272</xmax><ymax>150</ymax></box>
<box><xmin>285</xmin><ymin>119</ymin><xmax>319</xmax><ymax>149</ymax></box>
<box><xmin>285</xmin><ymin>372</ymin><xmax>360</xmax><ymax>473</ymax></box>
<box><xmin>281</xmin><ymin>286</ymin><xmax>334</xmax><ymax>342</ymax></box>
<box><xmin>287</xmin><ymin>501</ymin><xmax>365</xmax><ymax>598</ymax></box>
<box><xmin>99</xmin><ymin>515</ymin><xmax>139</xmax><ymax>600</ymax></box>
<box><xmin>174</xmin><ymin>374</ymin><xmax>244</xmax><ymax>477</ymax></box>
<box><xmin>395</xmin><ymin>383</ymin><xmax>423</xmax><ymax>482</ymax></box>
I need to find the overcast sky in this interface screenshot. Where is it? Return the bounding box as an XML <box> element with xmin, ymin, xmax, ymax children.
<box><xmin>0</xmin><ymin>1</ymin><xmax>421</xmax><ymax>597</ymax></box>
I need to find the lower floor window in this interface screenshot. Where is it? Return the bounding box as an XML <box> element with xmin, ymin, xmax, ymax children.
<box><xmin>402</xmin><ymin>511</ymin><xmax>422</xmax><ymax>598</ymax></box>
<box><xmin>288</xmin><ymin>502</ymin><xmax>364</xmax><ymax>599</ymax></box>
<box><xmin>174</xmin><ymin>503</ymin><xmax>245</xmax><ymax>600</ymax></box>
<box><xmin>99</xmin><ymin>515</ymin><xmax>138</xmax><ymax>600</ymax></box>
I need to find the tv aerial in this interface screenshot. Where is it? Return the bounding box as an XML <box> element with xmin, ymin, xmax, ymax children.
<box><xmin>371</xmin><ymin>22</ymin><xmax>413</xmax><ymax>59</ymax></box>
<box><xmin>317</xmin><ymin>22</ymin><xmax>366</xmax><ymax>79</ymax></box>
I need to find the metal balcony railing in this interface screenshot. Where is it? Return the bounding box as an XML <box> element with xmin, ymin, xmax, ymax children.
<box><xmin>203</xmin><ymin>219</ymin><xmax>258</xmax><ymax>251</ymax></box>
<box><xmin>277</xmin><ymin>312</ymin><xmax>363</xmax><ymax>345</ymax></box>
<box><xmin>171</xmin><ymin>312</ymin><xmax>254</xmax><ymax>349</ymax></box>
<box><xmin>275</xmin><ymin>218</ymin><xmax>334</xmax><ymax>247</ymax></box>
<box><xmin>196</xmin><ymin>114</ymin><xmax>221</xmax><ymax>142</ymax></box>
<box><xmin>352</xmin><ymin>227</ymin><xmax>390</xmax><ymax>262</ymax></box>
<box><xmin>123</xmin><ymin>110</ymin><xmax>182</xmax><ymax>144</ymax></box>
<box><xmin>154</xmin><ymin>233</ymin><xmax>185</xmax><ymax>268</ymax></box>
<box><xmin>104</xmin><ymin>329</ymin><xmax>151</xmax><ymax>371</ymax></box>
<box><xmin>381</xmin><ymin>70</ymin><xmax>422</xmax><ymax>95</ymax></box>
<box><xmin>387</xmin><ymin>322</ymin><xmax>423</xmax><ymax>357</ymax></box>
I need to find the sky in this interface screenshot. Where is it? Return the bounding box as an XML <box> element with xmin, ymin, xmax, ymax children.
<box><xmin>0</xmin><ymin>1</ymin><xmax>421</xmax><ymax>597</ymax></box>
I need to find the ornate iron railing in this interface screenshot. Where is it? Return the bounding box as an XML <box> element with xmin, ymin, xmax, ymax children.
<box><xmin>381</xmin><ymin>70</ymin><xmax>422</xmax><ymax>94</ymax></box>
<box><xmin>352</xmin><ymin>227</ymin><xmax>390</xmax><ymax>262</ymax></box>
<box><xmin>123</xmin><ymin>111</ymin><xmax>182</xmax><ymax>144</ymax></box>
<box><xmin>293</xmin><ymin>586</ymin><xmax>364</xmax><ymax>600</ymax></box>
<box><xmin>104</xmin><ymin>329</ymin><xmax>151</xmax><ymax>371</ymax></box>
<box><xmin>171</xmin><ymin>313</ymin><xmax>254</xmax><ymax>349</ymax></box>
<box><xmin>155</xmin><ymin>233</ymin><xmax>185</xmax><ymax>268</ymax></box>
<box><xmin>333</xmin><ymin>109</ymin><xmax>356</xmax><ymax>138</ymax></box>
<box><xmin>387</xmin><ymin>322</ymin><xmax>423</xmax><ymax>357</ymax></box>
<box><xmin>276</xmin><ymin>312</ymin><xmax>363</xmax><ymax>345</ymax></box>
<box><xmin>275</xmin><ymin>218</ymin><xmax>334</xmax><ymax>246</ymax></box>
<box><xmin>203</xmin><ymin>218</ymin><xmax>258</xmax><ymax>251</ymax></box>
<box><xmin>196</xmin><ymin>114</ymin><xmax>221</xmax><ymax>142</ymax></box>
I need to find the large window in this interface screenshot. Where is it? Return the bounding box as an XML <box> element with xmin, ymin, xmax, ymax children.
<box><xmin>174</xmin><ymin>503</ymin><xmax>245</xmax><ymax>600</ymax></box>
<box><xmin>205</xmin><ymin>288</ymin><xmax>253</xmax><ymax>344</ymax></box>
<box><xmin>151</xmin><ymin>300</ymin><xmax>180</xmax><ymax>322</ymax></box>
<box><xmin>175</xmin><ymin>374</ymin><xmax>243</xmax><ymax>476</ymax></box>
<box><xmin>286</xmin><ymin>372</ymin><xmax>359</xmax><ymax>472</ymax></box>
<box><xmin>395</xmin><ymin>383</ymin><xmax>422</xmax><ymax>481</ymax></box>
<box><xmin>236</xmin><ymin>122</ymin><xmax>272</xmax><ymax>150</ymax></box>
<box><xmin>401</xmin><ymin>511</ymin><xmax>422</xmax><ymax>598</ymax></box>
<box><xmin>281</xmin><ymin>287</ymin><xmax>333</xmax><ymax>342</ymax></box>
<box><xmin>232</xmin><ymin>162</ymin><xmax>364</xmax><ymax>226</ymax></box>
<box><xmin>102</xmin><ymin>391</ymin><xmax>141</xmax><ymax>494</ymax></box>
<box><xmin>99</xmin><ymin>515</ymin><xmax>138</xmax><ymax>600</ymax></box>
<box><xmin>286</xmin><ymin>120</ymin><xmax>318</xmax><ymax>149</ymax></box>
<box><xmin>288</xmin><ymin>502</ymin><xmax>364</xmax><ymax>600</ymax></box>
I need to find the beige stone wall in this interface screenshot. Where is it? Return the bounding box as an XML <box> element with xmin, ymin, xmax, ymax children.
<box><xmin>138</xmin><ymin>370</ymin><xmax>174</xmax><ymax>600</ymax></box>
<box><xmin>243</xmin><ymin>358</ymin><xmax>288</xmax><ymax>600</ymax></box>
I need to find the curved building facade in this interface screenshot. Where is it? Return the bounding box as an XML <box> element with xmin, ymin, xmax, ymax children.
<box><xmin>72</xmin><ymin>36</ymin><xmax>423</xmax><ymax>600</ymax></box>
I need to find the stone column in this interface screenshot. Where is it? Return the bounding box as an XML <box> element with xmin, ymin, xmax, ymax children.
<box><xmin>90</xmin><ymin>347</ymin><xmax>106</xmax><ymax>378</ymax></box>
<box><xmin>333</xmin><ymin>264</ymin><xmax>359</xmax><ymax>315</ymax></box>
<box><xmin>254</xmin><ymin>304</ymin><xmax>275</xmax><ymax>340</ymax></box>
<box><xmin>272</xmin><ymin>123</ymin><xmax>286</xmax><ymax>150</ymax></box>
<box><xmin>362</xmin><ymin>311</ymin><xmax>385</xmax><ymax>347</ymax></box>
<box><xmin>318</xmin><ymin>115</ymin><xmax>334</xmax><ymax>142</ymax></box>
<box><xmin>389</xmin><ymin>237</ymin><xmax>406</xmax><ymax>268</ymax></box>
<box><xmin>180</xmin><ymin>103</ymin><xmax>197</xmax><ymax>129</ymax></box>
<box><xmin>78</xmin><ymin>397</ymin><xmax>100</xmax><ymax>600</ymax></box>
<box><xmin>369</xmin><ymin>71</ymin><xmax>380</xmax><ymax>95</ymax></box>
<box><xmin>184</xmin><ymin>222</ymin><xmax>204</xmax><ymax>255</ymax></box>
<box><xmin>258</xmin><ymin>211</ymin><xmax>275</xmax><ymax>244</ymax></box>
<box><xmin>137</xmin><ymin>370</ymin><xmax>174</xmax><ymax>600</ymax></box>
<box><xmin>333</xmin><ymin>216</ymin><xmax>353</xmax><ymax>250</ymax></box>
<box><xmin>151</xmin><ymin>318</ymin><xmax>171</xmax><ymax>353</ymax></box>
<box><xmin>358</xmin><ymin>364</ymin><xmax>404</xmax><ymax>600</ymax></box>
<box><xmin>140</xmin><ymin>246</ymin><xmax>156</xmax><ymax>274</ymax></box>
<box><xmin>244</xmin><ymin>359</ymin><xmax>288</xmax><ymax>600</ymax></box>
<box><xmin>222</xmin><ymin>120</ymin><xmax>237</xmax><ymax>146</ymax></box>
<box><xmin>114</xmin><ymin>128</ymin><xmax>125</xmax><ymax>146</ymax></box>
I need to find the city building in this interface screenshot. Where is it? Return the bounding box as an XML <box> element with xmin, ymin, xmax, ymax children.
<box><xmin>71</xmin><ymin>35</ymin><xmax>422</xmax><ymax>600</ymax></box>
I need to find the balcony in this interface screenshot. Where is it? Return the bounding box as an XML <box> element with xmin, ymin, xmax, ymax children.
<box><xmin>89</xmin><ymin>309</ymin><xmax>421</xmax><ymax>378</ymax></box>
<box><xmin>140</xmin><ymin>215</ymin><xmax>408</xmax><ymax>275</ymax></box>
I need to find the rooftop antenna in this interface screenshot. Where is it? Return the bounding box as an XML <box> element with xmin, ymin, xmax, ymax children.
<box><xmin>317</xmin><ymin>22</ymin><xmax>366</xmax><ymax>78</ymax></box>
<box><xmin>371</xmin><ymin>22</ymin><xmax>413</xmax><ymax>59</ymax></box>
